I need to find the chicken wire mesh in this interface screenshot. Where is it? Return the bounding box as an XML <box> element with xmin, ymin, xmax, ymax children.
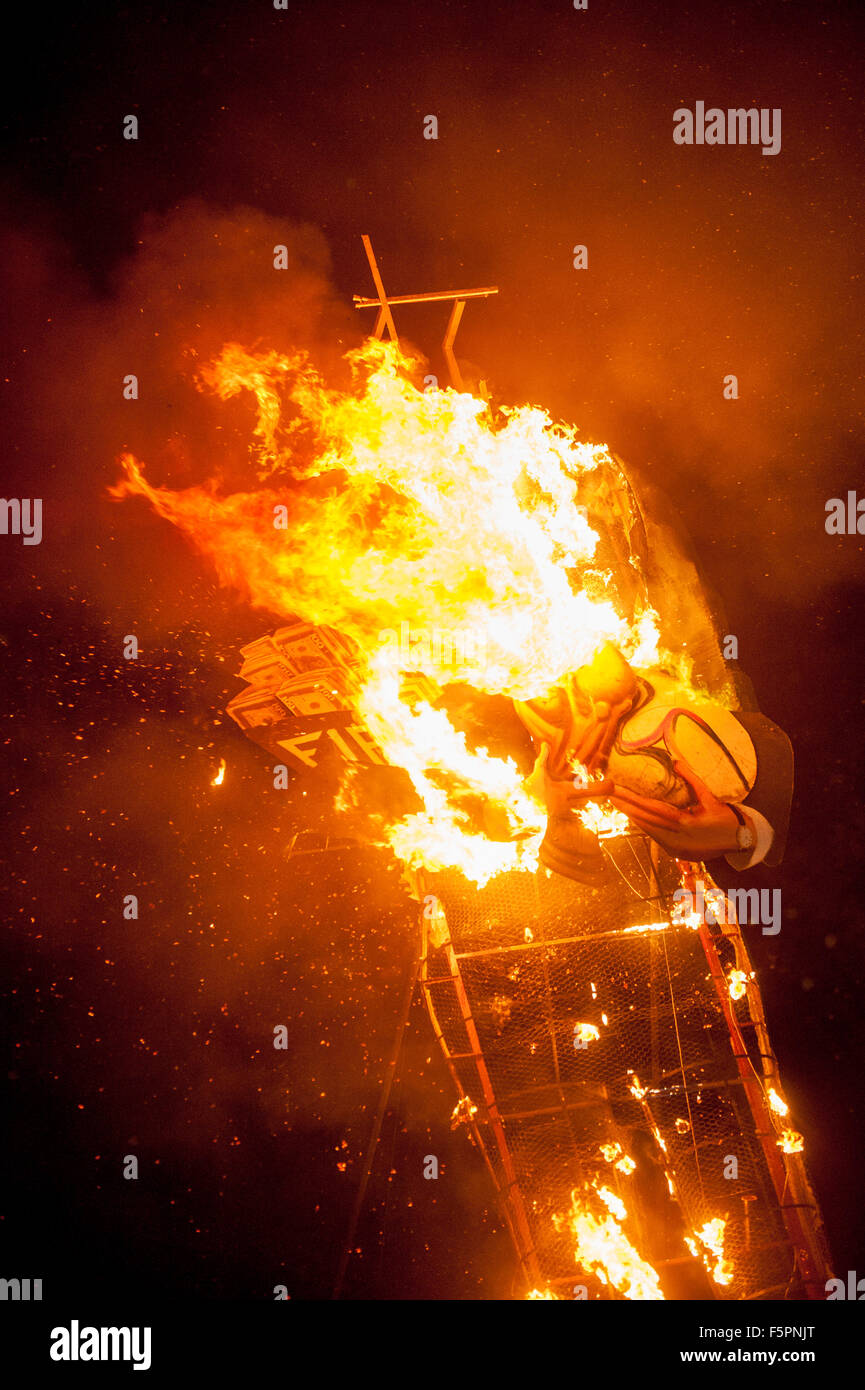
<box><xmin>421</xmin><ymin>834</ymin><xmax>809</xmax><ymax>1300</ymax></box>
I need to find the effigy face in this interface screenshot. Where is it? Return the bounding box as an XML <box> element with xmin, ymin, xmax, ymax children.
<box><xmin>516</xmin><ymin>642</ymin><xmax>757</xmax><ymax>812</ymax></box>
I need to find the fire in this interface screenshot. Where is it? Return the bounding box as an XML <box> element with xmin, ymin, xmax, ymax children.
<box><xmin>556</xmin><ymin>1189</ymin><xmax>665</xmax><ymax>1300</ymax></box>
<box><xmin>779</xmin><ymin>1129</ymin><xmax>804</xmax><ymax>1154</ymax></box>
<box><xmin>450</xmin><ymin>1097</ymin><xmax>478</xmax><ymax>1128</ymax></box>
<box><xmin>111</xmin><ymin>337</ymin><xmax>660</xmax><ymax>884</ymax></box>
<box><xmin>769</xmin><ymin>1089</ymin><xmax>803</xmax><ymax>1154</ymax></box>
<box><xmin>671</xmin><ymin>896</ymin><xmax>702</xmax><ymax>931</ymax></box>
<box><xmin>211</xmin><ymin>758</ymin><xmax>226</xmax><ymax>787</ymax></box>
<box><xmin>595</xmin><ymin>1184</ymin><xmax>627</xmax><ymax>1221</ymax></box>
<box><xmin>599</xmin><ymin>1142</ymin><xmax>637</xmax><ymax>1176</ymax></box>
<box><xmin>685</xmin><ymin>1218</ymin><xmax>733</xmax><ymax>1287</ymax></box>
<box><xmin>767</xmin><ymin>1087</ymin><xmax>789</xmax><ymax>1117</ymax></box>
<box><xmin>727</xmin><ymin>968</ymin><xmax>748</xmax><ymax>1000</ymax></box>
<box><xmin>703</xmin><ymin>887</ymin><xmax>729</xmax><ymax>922</ymax></box>
<box><xmin>578</xmin><ymin>801</ymin><xmax>630</xmax><ymax>839</ymax></box>
<box><xmin>574</xmin><ymin>1022</ymin><xmax>600</xmax><ymax>1045</ymax></box>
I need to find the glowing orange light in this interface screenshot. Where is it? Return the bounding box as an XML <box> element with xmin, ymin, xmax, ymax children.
<box><xmin>685</xmin><ymin>1218</ymin><xmax>733</xmax><ymax>1287</ymax></box>
<box><xmin>578</xmin><ymin>802</ymin><xmax>630</xmax><ymax>839</ymax></box>
<box><xmin>450</xmin><ymin>1097</ymin><xmax>478</xmax><ymax>1128</ymax></box>
<box><xmin>767</xmin><ymin>1087</ymin><xmax>789</xmax><ymax>1117</ymax></box>
<box><xmin>728</xmin><ymin>969</ymin><xmax>748</xmax><ymax>1000</ymax></box>
<box><xmin>574</xmin><ymin>1022</ymin><xmax>600</xmax><ymax>1045</ymax></box>
<box><xmin>778</xmin><ymin>1129</ymin><xmax>804</xmax><ymax>1154</ymax></box>
<box><xmin>112</xmin><ymin>338</ymin><xmax>662</xmax><ymax>885</ymax></box>
<box><xmin>556</xmin><ymin>1189</ymin><xmax>664</xmax><ymax>1300</ymax></box>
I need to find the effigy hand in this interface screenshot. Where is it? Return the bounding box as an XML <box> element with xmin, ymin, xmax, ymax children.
<box><xmin>608</xmin><ymin>759</ymin><xmax>740</xmax><ymax>861</ymax></box>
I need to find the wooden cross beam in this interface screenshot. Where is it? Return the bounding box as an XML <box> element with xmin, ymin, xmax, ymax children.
<box><xmin>354</xmin><ymin>234</ymin><xmax>498</xmax><ymax>390</ymax></box>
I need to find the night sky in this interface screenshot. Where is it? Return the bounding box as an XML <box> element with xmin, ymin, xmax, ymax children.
<box><xmin>1</xmin><ymin>0</ymin><xmax>864</xmax><ymax>1301</ymax></box>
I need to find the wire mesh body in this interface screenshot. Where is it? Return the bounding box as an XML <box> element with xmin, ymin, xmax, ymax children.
<box><xmin>421</xmin><ymin>835</ymin><xmax>830</xmax><ymax>1299</ymax></box>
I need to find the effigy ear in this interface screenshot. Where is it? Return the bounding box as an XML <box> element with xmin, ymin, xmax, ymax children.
<box><xmin>731</xmin><ymin>712</ymin><xmax>794</xmax><ymax>866</ymax></box>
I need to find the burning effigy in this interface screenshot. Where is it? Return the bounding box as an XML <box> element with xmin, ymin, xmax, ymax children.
<box><xmin>111</xmin><ymin>332</ymin><xmax>832</xmax><ymax>1299</ymax></box>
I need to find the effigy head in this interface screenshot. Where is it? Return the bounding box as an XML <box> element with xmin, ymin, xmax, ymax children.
<box><xmin>516</xmin><ymin>645</ymin><xmax>756</xmax><ymax>810</ymax></box>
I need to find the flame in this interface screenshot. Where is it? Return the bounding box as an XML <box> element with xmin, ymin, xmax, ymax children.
<box><xmin>727</xmin><ymin>968</ymin><xmax>748</xmax><ymax>1000</ymax></box>
<box><xmin>450</xmin><ymin>1097</ymin><xmax>478</xmax><ymax>1128</ymax></box>
<box><xmin>526</xmin><ymin>1288</ymin><xmax>558</xmax><ymax>1300</ymax></box>
<box><xmin>111</xmin><ymin>338</ymin><xmax>660</xmax><ymax>884</ymax></box>
<box><xmin>574</xmin><ymin>1022</ymin><xmax>600</xmax><ymax>1045</ymax></box>
<box><xmin>685</xmin><ymin>1218</ymin><xmax>733</xmax><ymax>1287</ymax></box>
<box><xmin>595</xmin><ymin>1184</ymin><xmax>627</xmax><ymax>1221</ymax></box>
<box><xmin>671</xmin><ymin>897</ymin><xmax>702</xmax><ymax>931</ymax></box>
<box><xmin>767</xmin><ymin>1087</ymin><xmax>789</xmax><ymax>1117</ymax></box>
<box><xmin>211</xmin><ymin>758</ymin><xmax>226</xmax><ymax>787</ymax></box>
<box><xmin>556</xmin><ymin>1189</ymin><xmax>665</xmax><ymax>1300</ymax></box>
<box><xmin>600</xmin><ymin>1142</ymin><xmax>637</xmax><ymax>1176</ymax></box>
<box><xmin>704</xmin><ymin>887</ymin><xmax>729</xmax><ymax>922</ymax></box>
<box><xmin>578</xmin><ymin>801</ymin><xmax>630</xmax><ymax>839</ymax></box>
<box><xmin>779</xmin><ymin>1129</ymin><xmax>804</xmax><ymax>1154</ymax></box>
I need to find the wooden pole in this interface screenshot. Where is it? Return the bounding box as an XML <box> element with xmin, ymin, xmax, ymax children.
<box><xmin>361</xmin><ymin>234</ymin><xmax>399</xmax><ymax>342</ymax></box>
<box><xmin>443</xmin><ymin>299</ymin><xmax>466</xmax><ymax>388</ymax></box>
<box><xmin>354</xmin><ymin>286</ymin><xmax>498</xmax><ymax>309</ymax></box>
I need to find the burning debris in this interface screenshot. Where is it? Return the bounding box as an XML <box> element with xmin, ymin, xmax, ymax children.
<box><xmin>685</xmin><ymin>1218</ymin><xmax>734</xmax><ymax>1288</ymax></box>
<box><xmin>111</xmin><ymin>336</ymin><xmax>664</xmax><ymax>885</ymax></box>
<box><xmin>554</xmin><ymin>1187</ymin><xmax>665</xmax><ymax>1301</ymax></box>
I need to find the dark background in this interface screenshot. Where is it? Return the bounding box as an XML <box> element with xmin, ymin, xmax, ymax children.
<box><xmin>1</xmin><ymin>0</ymin><xmax>863</xmax><ymax>1300</ymax></box>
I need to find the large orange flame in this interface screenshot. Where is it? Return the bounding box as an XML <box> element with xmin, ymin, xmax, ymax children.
<box><xmin>555</xmin><ymin>1188</ymin><xmax>665</xmax><ymax>1300</ymax></box>
<box><xmin>685</xmin><ymin>1217</ymin><xmax>734</xmax><ymax>1287</ymax></box>
<box><xmin>111</xmin><ymin>338</ymin><xmax>660</xmax><ymax>883</ymax></box>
